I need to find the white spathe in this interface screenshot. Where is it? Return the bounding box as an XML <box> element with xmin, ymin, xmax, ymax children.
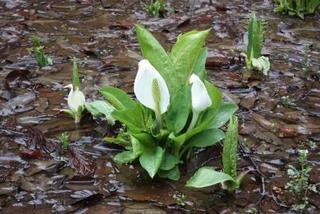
<box><xmin>134</xmin><ymin>59</ymin><xmax>170</xmax><ymax>114</ymax></box>
<box><xmin>190</xmin><ymin>74</ymin><xmax>212</xmax><ymax>113</ymax></box>
<box><xmin>65</xmin><ymin>84</ymin><xmax>86</xmax><ymax>113</ymax></box>
<box><xmin>188</xmin><ymin>74</ymin><xmax>212</xmax><ymax>130</ymax></box>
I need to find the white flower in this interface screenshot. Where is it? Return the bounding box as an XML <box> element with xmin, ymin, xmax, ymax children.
<box><xmin>188</xmin><ymin>74</ymin><xmax>212</xmax><ymax>130</ymax></box>
<box><xmin>252</xmin><ymin>56</ymin><xmax>270</xmax><ymax>76</ymax></box>
<box><xmin>134</xmin><ymin>59</ymin><xmax>170</xmax><ymax>116</ymax></box>
<box><xmin>64</xmin><ymin>84</ymin><xmax>86</xmax><ymax>123</ymax></box>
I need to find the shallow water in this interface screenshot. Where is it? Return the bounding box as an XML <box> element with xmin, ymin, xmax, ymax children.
<box><xmin>0</xmin><ymin>0</ymin><xmax>319</xmax><ymax>213</ymax></box>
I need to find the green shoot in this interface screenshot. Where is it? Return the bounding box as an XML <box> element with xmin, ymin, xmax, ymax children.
<box><xmin>58</xmin><ymin>132</ymin><xmax>70</xmax><ymax>151</ymax></box>
<box><xmin>144</xmin><ymin>0</ymin><xmax>166</xmax><ymax>17</ymax></box>
<box><xmin>30</xmin><ymin>35</ymin><xmax>53</xmax><ymax>68</ymax></box>
<box><xmin>72</xmin><ymin>57</ymin><xmax>81</xmax><ymax>90</ymax></box>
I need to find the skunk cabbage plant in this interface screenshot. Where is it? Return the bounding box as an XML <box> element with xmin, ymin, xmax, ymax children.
<box><xmin>245</xmin><ymin>13</ymin><xmax>270</xmax><ymax>75</ymax></box>
<box><xmin>99</xmin><ymin>25</ymin><xmax>238</xmax><ymax>180</ymax></box>
<box><xmin>62</xmin><ymin>58</ymin><xmax>86</xmax><ymax>124</ymax></box>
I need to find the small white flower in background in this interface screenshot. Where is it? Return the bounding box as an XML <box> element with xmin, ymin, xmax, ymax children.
<box><xmin>252</xmin><ymin>56</ymin><xmax>270</xmax><ymax>75</ymax></box>
<box><xmin>134</xmin><ymin>59</ymin><xmax>170</xmax><ymax>120</ymax></box>
<box><xmin>188</xmin><ymin>74</ymin><xmax>212</xmax><ymax>130</ymax></box>
<box><xmin>63</xmin><ymin>84</ymin><xmax>86</xmax><ymax>123</ymax></box>
<box><xmin>61</xmin><ymin>58</ymin><xmax>86</xmax><ymax>124</ymax></box>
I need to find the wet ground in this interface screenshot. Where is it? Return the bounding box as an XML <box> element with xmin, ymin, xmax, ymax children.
<box><xmin>0</xmin><ymin>0</ymin><xmax>320</xmax><ymax>213</ymax></box>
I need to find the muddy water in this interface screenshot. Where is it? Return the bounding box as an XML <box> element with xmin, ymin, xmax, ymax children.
<box><xmin>0</xmin><ymin>0</ymin><xmax>319</xmax><ymax>213</ymax></box>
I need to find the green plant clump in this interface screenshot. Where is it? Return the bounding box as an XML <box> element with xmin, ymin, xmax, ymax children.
<box><xmin>29</xmin><ymin>35</ymin><xmax>53</xmax><ymax>68</ymax></box>
<box><xmin>99</xmin><ymin>25</ymin><xmax>238</xmax><ymax>180</ymax></box>
<box><xmin>286</xmin><ymin>149</ymin><xmax>319</xmax><ymax>211</ymax></box>
<box><xmin>274</xmin><ymin>0</ymin><xmax>320</xmax><ymax>19</ymax></box>
<box><xmin>244</xmin><ymin>13</ymin><xmax>270</xmax><ymax>75</ymax></box>
<box><xmin>186</xmin><ymin>115</ymin><xmax>245</xmax><ymax>192</ymax></box>
<box><xmin>144</xmin><ymin>0</ymin><xmax>166</xmax><ymax>17</ymax></box>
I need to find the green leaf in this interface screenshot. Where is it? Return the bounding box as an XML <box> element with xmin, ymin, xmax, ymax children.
<box><xmin>193</xmin><ymin>48</ymin><xmax>208</xmax><ymax>81</ymax></box>
<box><xmin>204</xmin><ymin>81</ymin><xmax>222</xmax><ymax>110</ymax></box>
<box><xmin>72</xmin><ymin>57</ymin><xmax>81</xmax><ymax>89</ymax></box>
<box><xmin>135</xmin><ymin>25</ymin><xmax>175</xmax><ymax>92</ymax></box>
<box><xmin>170</xmin><ymin>29</ymin><xmax>210</xmax><ymax>86</ymax></box>
<box><xmin>112</xmin><ymin>105</ymin><xmax>145</xmax><ymax>133</ymax></box>
<box><xmin>132</xmin><ymin>132</ymin><xmax>154</xmax><ymax>147</ymax></box>
<box><xmin>113</xmin><ymin>136</ymin><xmax>144</xmax><ymax>164</ymax></box>
<box><xmin>100</xmin><ymin>86</ymin><xmax>137</xmax><ymax>111</ymax></box>
<box><xmin>252</xmin><ymin>56</ymin><xmax>270</xmax><ymax>75</ymax></box>
<box><xmin>165</xmin><ymin>86</ymin><xmax>191</xmax><ymax>134</ymax></box>
<box><xmin>188</xmin><ymin>128</ymin><xmax>225</xmax><ymax>148</ymax></box>
<box><xmin>247</xmin><ymin>13</ymin><xmax>263</xmax><ymax>65</ymax></box>
<box><xmin>158</xmin><ymin>166</ymin><xmax>180</xmax><ymax>181</ymax></box>
<box><xmin>210</xmin><ymin>103</ymin><xmax>238</xmax><ymax>128</ymax></box>
<box><xmin>139</xmin><ymin>146</ymin><xmax>164</xmax><ymax>178</ymax></box>
<box><xmin>85</xmin><ymin>101</ymin><xmax>115</xmax><ymax>124</ymax></box>
<box><xmin>160</xmin><ymin>151</ymin><xmax>180</xmax><ymax>170</ymax></box>
<box><xmin>186</xmin><ymin>167</ymin><xmax>234</xmax><ymax>188</ymax></box>
<box><xmin>223</xmin><ymin>115</ymin><xmax>239</xmax><ymax>180</ymax></box>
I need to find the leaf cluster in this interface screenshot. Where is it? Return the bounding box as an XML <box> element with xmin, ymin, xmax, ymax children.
<box><xmin>274</xmin><ymin>0</ymin><xmax>320</xmax><ymax>19</ymax></box>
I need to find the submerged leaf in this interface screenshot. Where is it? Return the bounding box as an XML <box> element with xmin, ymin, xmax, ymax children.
<box><xmin>186</xmin><ymin>167</ymin><xmax>234</xmax><ymax>188</ymax></box>
<box><xmin>85</xmin><ymin>100</ymin><xmax>115</xmax><ymax>124</ymax></box>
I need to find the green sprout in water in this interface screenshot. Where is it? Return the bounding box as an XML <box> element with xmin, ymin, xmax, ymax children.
<box><xmin>29</xmin><ymin>35</ymin><xmax>53</xmax><ymax>68</ymax></box>
<box><xmin>144</xmin><ymin>0</ymin><xmax>166</xmax><ymax>17</ymax></box>
<box><xmin>243</xmin><ymin>13</ymin><xmax>270</xmax><ymax>75</ymax></box>
<box><xmin>186</xmin><ymin>115</ymin><xmax>245</xmax><ymax>192</ymax></box>
<box><xmin>57</xmin><ymin>132</ymin><xmax>70</xmax><ymax>151</ymax></box>
<box><xmin>286</xmin><ymin>149</ymin><xmax>319</xmax><ymax>211</ymax></box>
<box><xmin>274</xmin><ymin>0</ymin><xmax>320</xmax><ymax>19</ymax></box>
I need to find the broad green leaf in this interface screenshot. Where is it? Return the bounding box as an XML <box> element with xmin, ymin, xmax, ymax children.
<box><xmin>132</xmin><ymin>132</ymin><xmax>154</xmax><ymax>147</ymax></box>
<box><xmin>247</xmin><ymin>13</ymin><xmax>263</xmax><ymax>65</ymax></box>
<box><xmin>223</xmin><ymin>115</ymin><xmax>238</xmax><ymax>180</ymax></box>
<box><xmin>112</xmin><ymin>105</ymin><xmax>145</xmax><ymax>133</ymax></box>
<box><xmin>72</xmin><ymin>57</ymin><xmax>81</xmax><ymax>89</ymax></box>
<box><xmin>160</xmin><ymin>152</ymin><xmax>180</xmax><ymax>170</ymax></box>
<box><xmin>158</xmin><ymin>166</ymin><xmax>180</xmax><ymax>181</ymax></box>
<box><xmin>100</xmin><ymin>86</ymin><xmax>137</xmax><ymax>111</ymax></box>
<box><xmin>104</xmin><ymin>136</ymin><xmax>130</xmax><ymax>148</ymax></box>
<box><xmin>187</xmin><ymin>128</ymin><xmax>225</xmax><ymax>148</ymax></box>
<box><xmin>186</xmin><ymin>167</ymin><xmax>234</xmax><ymax>188</ymax></box>
<box><xmin>85</xmin><ymin>101</ymin><xmax>115</xmax><ymax>124</ymax></box>
<box><xmin>204</xmin><ymin>81</ymin><xmax>222</xmax><ymax>110</ymax></box>
<box><xmin>210</xmin><ymin>103</ymin><xmax>238</xmax><ymax>128</ymax></box>
<box><xmin>135</xmin><ymin>25</ymin><xmax>175</xmax><ymax>91</ymax></box>
<box><xmin>165</xmin><ymin>86</ymin><xmax>191</xmax><ymax>134</ymax></box>
<box><xmin>139</xmin><ymin>146</ymin><xmax>164</xmax><ymax>178</ymax></box>
<box><xmin>193</xmin><ymin>48</ymin><xmax>208</xmax><ymax>81</ymax></box>
<box><xmin>252</xmin><ymin>56</ymin><xmax>270</xmax><ymax>75</ymax></box>
<box><xmin>170</xmin><ymin>29</ymin><xmax>210</xmax><ymax>86</ymax></box>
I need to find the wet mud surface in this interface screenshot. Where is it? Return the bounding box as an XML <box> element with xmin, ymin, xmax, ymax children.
<box><xmin>0</xmin><ymin>0</ymin><xmax>320</xmax><ymax>213</ymax></box>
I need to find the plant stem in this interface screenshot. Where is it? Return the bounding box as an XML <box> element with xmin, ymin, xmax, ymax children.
<box><xmin>187</xmin><ymin>111</ymin><xmax>199</xmax><ymax>131</ymax></box>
